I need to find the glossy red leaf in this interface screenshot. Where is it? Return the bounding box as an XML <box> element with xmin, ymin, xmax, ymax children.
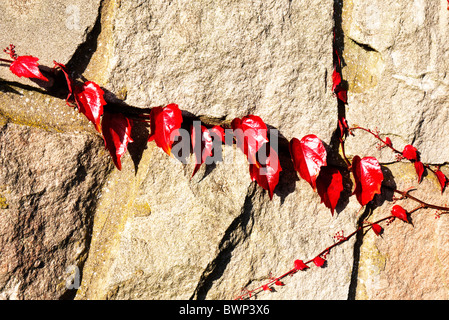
<box><xmin>191</xmin><ymin>124</ymin><xmax>224</xmax><ymax>177</ymax></box>
<box><xmin>414</xmin><ymin>161</ymin><xmax>425</xmax><ymax>183</ymax></box>
<box><xmin>289</xmin><ymin>135</ymin><xmax>327</xmax><ymax>191</ymax></box>
<box><xmin>9</xmin><ymin>55</ymin><xmax>48</xmax><ymax>81</ymax></box>
<box><xmin>73</xmin><ymin>81</ymin><xmax>106</xmax><ymax>132</ymax></box>
<box><xmin>402</xmin><ymin>145</ymin><xmax>418</xmax><ymax>161</ymax></box>
<box><xmin>293</xmin><ymin>259</ymin><xmax>309</xmax><ymax>271</ymax></box>
<box><xmin>53</xmin><ymin>61</ymin><xmax>74</xmax><ymax>103</ymax></box>
<box><xmin>148</xmin><ymin>104</ymin><xmax>183</xmax><ymax>156</ymax></box>
<box><xmin>435</xmin><ymin>169</ymin><xmax>448</xmax><ymax>193</ymax></box>
<box><xmin>352</xmin><ymin>156</ymin><xmax>384</xmax><ymax>206</ymax></box>
<box><xmin>231</xmin><ymin>115</ymin><xmax>268</xmax><ymax>165</ymax></box>
<box><xmin>101</xmin><ymin>112</ymin><xmax>134</xmax><ymax>170</ymax></box>
<box><xmin>332</xmin><ymin>68</ymin><xmax>342</xmax><ymax>92</ymax></box>
<box><xmin>313</xmin><ymin>256</ymin><xmax>326</xmax><ymax>267</ymax></box>
<box><xmin>275</xmin><ymin>280</ymin><xmax>285</xmax><ymax>286</ymax></box>
<box><xmin>316</xmin><ymin>166</ymin><xmax>343</xmax><ymax>215</ymax></box>
<box><xmin>249</xmin><ymin>146</ymin><xmax>282</xmax><ymax>200</ymax></box>
<box><xmin>391</xmin><ymin>205</ymin><xmax>409</xmax><ymax>223</ymax></box>
<box><xmin>371</xmin><ymin>223</ymin><xmax>383</xmax><ymax>236</ymax></box>
<box><xmin>262</xmin><ymin>284</ymin><xmax>273</xmax><ymax>292</ymax></box>
<box><xmin>332</xmin><ymin>49</ymin><xmax>347</xmax><ymax>104</ymax></box>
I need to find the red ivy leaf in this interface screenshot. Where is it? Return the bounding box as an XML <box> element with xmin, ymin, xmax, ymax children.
<box><xmin>371</xmin><ymin>223</ymin><xmax>383</xmax><ymax>236</ymax></box>
<box><xmin>332</xmin><ymin>68</ymin><xmax>342</xmax><ymax>92</ymax></box>
<box><xmin>391</xmin><ymin>205</ymin><xmax>409</xmax><ymax>223</ymax></box>
<box><xmin>262</xmin><ymin>284</ymin><xmax>273</xmax><ymax>292</ymax></box>
<box><xmin>231</xmin><ymin>115</ymin><xmax>269</xmax><ymax>165</ymax></box>
<box><xmin>275</xmin><ymin>280</ymin><xmax>285</xmax><ymax>286</ymax></box>
<box><xmin>294</xmin><ymin>259</ymin><xmax>309</xmax><ymax>271</ymax></box>
<box><xmin>352</xmin><ymin>156</ymin><xmax>384</xmax><ymax>206</ymax></box>
<box><xmin>289</xmin><ymin>135</ymin><xmax>327</xmax><ymax>191</ymax></box>
<box><xmin>316</xmin><ymin>166</ymin><xmax>343</xmax><ymax>215</ymax></box>
<box><xmin>313</xmin><ymin>256</ymin><xmax>326</xmax><ymax>268</ymax></box>
<box><xmin>332</xmin><ymin>49</ymin><xmax>347</xmax><ymax>104</ymax></box>
<box><xmin>435</xmin><ymin>169</ymin><xmax>448</xmax><ymax>193</ymax></box>
<box><xmin>414</xmin><ymin>161</ymin><xmax>425</xmax><ymax>183</ymax></box>
<box><xmin>338</xmin><ymin>116</ymin><xmax>349</xmax><ymax>139</ymax></box>
<box><xmin>101</xmin><ymin>112</ymin><xmax>134</xmax><ymax>171</ymax></box>
<box><xmin>148</xmin><ymin>104</ymin><xmax>183</xmax><ymax>156</ymax></box>
<box><xmin>191</xmin><ymin>124</ymin><xmax>224</xmax><ymax>177</ymax></box>
<box><xmin>73</xmin><ymin>81</ymin><xmax>106</xmax><ymax>132</ymax></box>
<box><xmin>402</xmin><ymin>145</ymin><xmax>418</xmax><ymax>161</ymax></box>
<box><xmin>249</xmin><ymin>146</ymin><xmax>282</xmax><ymax>200</ymax></box>
<box><xmin>9</xmin><ymin>55</ymin><xmax>48</xmax><ymax>81</ymax></box>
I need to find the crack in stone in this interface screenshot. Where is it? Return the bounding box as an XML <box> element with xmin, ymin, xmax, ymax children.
<box><xmin>190</xmin><ymin>184</ymin><xmax>257</xmax><ymax>300</ymax></box>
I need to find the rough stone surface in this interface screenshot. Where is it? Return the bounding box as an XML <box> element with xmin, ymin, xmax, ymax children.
<box><xmin>356</xmin><ymin>162</ymin><xmax>449</xmax><ymax>300</ymax></box>
<box><xmin>0</xmin><ymin>0</ymin><xmax>102</xmax><ymax>87</ymax></box>
<box><xmin>77</xmin><ymin>132</ymin><xmax>360</xmax><ymax>300</ymax></box>
<box><xmin>0</xmin><ymin>123</ymin><xmax>112</xmax><ymax>299</ymax></box>
<box><xmin>105</xmin><ymin>0</ymin><xmax>337</xmax><ymax>142</ymax></box>
<box><xmin>342</xmin><ymin>0</ymin><xmax>449</xmax><ymax>163</ymax></box>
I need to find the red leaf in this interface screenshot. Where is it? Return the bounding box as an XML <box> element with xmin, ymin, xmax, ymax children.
<box><xmin>289</xmin><ymin>135</ymin><xmax>327</xmax><ymax>191</ymax></box>
<box><xmin>414</xmin><ymin>161</ymin><xmax>424</xmax><ymax>183</ymax></box>
<box><xmin>249</xmin><ymin>146</ymin><xmax>282</xmax><ymax>200</ymax></box>
<box><xmin>293</xmin><ymin>259</ymin><xmax>309</xmax><ymax>271</ymax></box>
<box><xmin>352</xmin><ymin>156</ymin><xmax>384</xmax><ymax>206</ymax></box>
<box><xmin>332</xmin><ymin>69</ymin><xmax>342</xmax><ymax>92</ymax></box>
<box><xmin>101</xmin><ymin>112</ymin><xmax>134</xmax><ymax>170</ymax></box>
<box><xmin>313</xmin><ymin>256</ymin><xmax>326</xmax><ymax>268</ymax></box>
<box><xmin>402</xmin><ymin>145</ymin><xmax>418</xmax><ymax>161</ymax></box>
<box><xmin>316</xmin><ymin>166</ymin><xmax>343</xmax><ymax>215</ymax></box>
<box><xmin>191</xmin><ymin>124</ymin><xmax>224</xmax><ymax>177</ymax></box>
<box><xmin>9</xmin><ymin>55</ymin><xmax>48</xmax><ymax>81</ymax></box>
<box><xmin>53</xmin><ymin>61</ymin><xmax>74</xmax><ymax>103</ymax></box>
<box><xmin>335</xmin><ymin>88</ymin><xmax>347</xmax><ymax>104</ymax></box>
<box><xmin>275</xmin><ymin>280</ymin><xmax>285</xmax><ymax>286</ymax></box>
<box><xmin>391</xmin><ymin>205</ymin><xmax>409</xmax><ymax>223</ymax></box>
<box><xmin>231</xmin><ymin>115</ymin><xmax>269</xmax><ymax>165</ymax></box>
<box><xmin>384</xmin><ymin>137</ymin><xmax>393</xmax><ymax>148</ymax></box>
<box><xmin>148</xmin><ymin>104</ymin><xmax>183</xmax><ymax>156</ymax></box>
<box><xmin>371</xmin><ymin>223</ymin><xmax>383</xmax><ymax>236</ymax></box>
<box><xmin>262</xmin><ymin>284</ymin><xmax>273</xmax><ymax>292</ymax></box>
<box><xmin>338</xmin><ymin>116</ymin><xmax>349</xmax><ymax>139</ymax></box>
<box><xmin>435</xmin><ymin>169</ymin><xmax>448</xmax><ymax>193</ymax></box>
<box><xmin>73</xmin><ymin>81</ymin><xmax>106</xmax><ymax>132</ymax></box>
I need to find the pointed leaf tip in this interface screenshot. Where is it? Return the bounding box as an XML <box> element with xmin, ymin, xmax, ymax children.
<box><xmin>10</xmin><ymin>55</ymin><xmax>48</xmax><ymax>81</ymax></box>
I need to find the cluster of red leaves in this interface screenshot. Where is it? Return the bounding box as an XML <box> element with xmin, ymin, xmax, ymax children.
<box><xmin>399</xmin><ymin>143</ymin><xmax>447</xmax><ymax>192</ymax></box>
<box><xmin>289</xmin><ymin>134</ymin><xmax>383</xmax><ymax>214</ymax></box>
<box><xmin>232</xmin><ymin>115</ymin><xmax>281</xmax><ymax>199</ymax></box>
<box><xmin>5</xmin><ymin>44</ymin><xmax>449</xmax><ymax>301</ymax></box>
<box><xmin>2</xmin><ymin>45</ymin><xmax>135</xmax><ymax>171</ymax></box>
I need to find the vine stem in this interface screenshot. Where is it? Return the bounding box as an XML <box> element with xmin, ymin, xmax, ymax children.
<box><xmin>234</xmin><ymin>187</ymin><xmax>449</xmax><ymax>300</ymax></box>
<box><xmin>349</xmin><ymin>126</ymin><xmax>403</xmax><ymax>155</ymax></box>
<box><xmin>233</xmin><ymin>213</ymin><xmax>390</xmax><ymax>300</ymax></box>
<box><xmin>390</xmin><ymin>187</ymin><xmax>449</xmax><ymax>212</ymax></box>
<box><xmin>0</xmin><ymin>58</ymin><xmax>13</xmax><ymax>63</ymax></box>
